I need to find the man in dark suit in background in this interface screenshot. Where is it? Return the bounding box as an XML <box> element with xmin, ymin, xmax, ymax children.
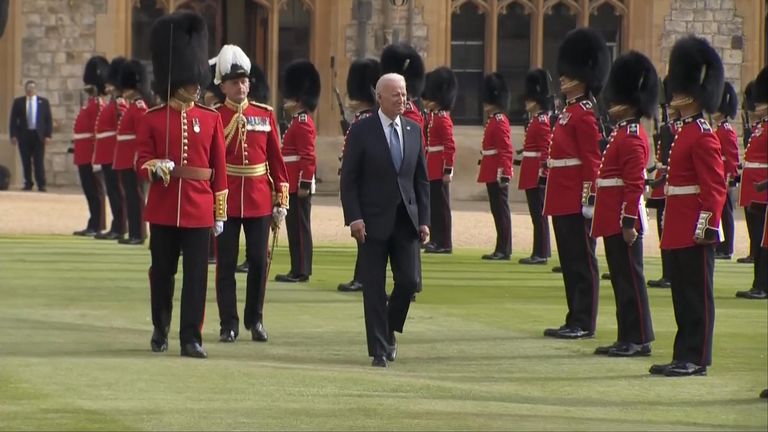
<box><xmin>9</xmin><ymin>80</ymin><xmax>53</xmax><ymax>191</ymax></box>
<box><xmin>340</xmin><ymin>73</ymin><xmax>430</xmax><ymax>368</ymax></box>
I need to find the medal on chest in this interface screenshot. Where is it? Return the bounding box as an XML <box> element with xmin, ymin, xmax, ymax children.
<box><xmin>192</xmin><ymin>117</ymin><xmax>200</xmax><ymax>133</ymax></box>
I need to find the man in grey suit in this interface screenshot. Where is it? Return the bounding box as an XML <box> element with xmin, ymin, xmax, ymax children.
<box><xmin>340</xmin><ymin>73</ymin><xmax>430</xmax><ymax>368</ymax></box>
<box><xmin>9</xmin><ymin>80</ymin><xmax>53</xmax><ymax>191</ymax></box>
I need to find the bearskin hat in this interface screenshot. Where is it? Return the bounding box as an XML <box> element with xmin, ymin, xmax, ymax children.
<box><xmin>282</xmin><ymin>59</ymin><xmax>321</xmax><ymax>111</ymax></box>
<box><xmin>482</xmin><ymin>73</ymin><xmax>510</xmax><ymax>109</ymax></box>
<box><xmin>107</xmin><ymin>57</ymin><xmax>127</xmax><ymax>88</ymax></box>
<box><xmin>717</xmin><ymin>82</ymin><xmax>738</xmax><ymax>118</ymax></box>
<box><xmin>557</xmin><ymin>28</ymin><xmax>610</xmax><ymax>96</ymax></box>
<box><xmin>119</xmin><ymin>59</ymin><xmax>147</xmax><ymax>91</ymax></box>
<box><xmin>380</xmin><ymin>43</ymin><xmax>425</xmax><ymax>98</ymax></box>
<box><xmin>667</xmin><ymin>35</ymin><xmax>724</xmax><ymax>113</ymax></box>
<box><xmin>214</xmin><ymin>44</ymin><xmax>251</xmax><ymax>85</ymax></box>
<box><xmin>602</xmin><ymin>51</ymin><xmax>659</xmax><ymax>119</ymax></box>
<box><xmin>524</xmin><ymin>68</ymin><xmax>553</xmax><ymax>110</ymax></box>
<box><xmin>83</xmin><ymin>55</ymin><xmax>109</xmax><ymax>94</ymax></box>
<box><xmin>754</xmin><ymin>66</ymin><xmax>768</xmax><ymax>105</ymax></box>
<box><xmin>347</xmin><ymin>58</ymin><xmax>381</xmax><ymax>105</ymax></box>
<box><xmin>422</xmin><ymin>67</ymin><xmax>458</xmax><ymax>111</ymax></box>
<box><xmin>248</xmin><ymin>63</ymin><xmax>270</xmax><ymax>104</ymax></box>
<box><xmin>743</xmin><ymin>81</ymin><xmax>755</xmax><ymax>112</ymax></box>
<box><xmin>150</xmin><ymin>10</ymin><xmax>210</xmax><ymax>100</ymax></box>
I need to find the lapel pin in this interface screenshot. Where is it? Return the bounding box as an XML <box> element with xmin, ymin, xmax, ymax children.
<box><xmin>192</xmin><ymin>118</ymin><xmax>201</xmax><ymax>133</ymax></box>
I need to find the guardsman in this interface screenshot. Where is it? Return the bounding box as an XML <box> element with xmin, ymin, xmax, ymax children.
<box><xmin>518</xmin><ymin>69</ymin><xmax>553</xmax><ymax>265</ymax></box>
<box><xmin>649</xmin><ymin>36</ymin><xmax>726</xmax><ymax>377</ymax></box>
<box><xmin>477</xmin><ymin>73</ymin><xmax>514</xmax><ymax>261</ymax></box>
<box><xmin>274</xmin><ymin>60</ymin><xmax>320</xmax><ymax>283</ymax></box>
<box><xmin>712</xmin><ymin>82</ymin><xmax>739</xmax><ymax>260</ymax></box>
<box><xmin>337</xmin><ymin>58</ymin><xmax>381</xmax><ymax>293</ymax></box>
<box><xmin>114</xmin><ymin>60</ymin><xmax>150</xmax><ymax>245</ymax></box>
<box><xmin>72</xmin><ymin>56</ymin><xmax>108</xmax><ymax>236</ymax></box>
<box><xmin>735</xmin><ymin>68</ymin><xmax>768</xmax><ymax>300</ymax></box>
<box><xmin>213</xmin><ymin>45</ymin><xmax>289</xmax><ymax>342</ymax></box>
<box><xmin>542</xmin><ymin>28</ymin><xmax>608</xmax><ymax>339</ymax></box>
<box><xmin>737</xmin><ymin>82</ymin><xmax>759</xmax><ymax>265</ymax></box>
<box><xmin>93</xmin><ymin>57</ymin><xmax>129</xmax><ymax>241</ymax></box>
<box><xmin>381</xmin><ymin>43</ymin><xmax>425</xmax><ymax>144</ymax></box>
<box><xmin>591</xmin><ymin>51</ymin><xmax>656</xmax><ymax>357</ymax></box>
<box><xmin>135</xmin><ymin>11</ymin><xmax>228</xmax><ymax>359</ymax></box>
<box><xmin>421</xmin><ymin>67</ymin><xmax>457</xmax><ymax>254</ymax></box>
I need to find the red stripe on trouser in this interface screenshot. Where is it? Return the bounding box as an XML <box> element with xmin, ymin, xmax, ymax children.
<box><xmin>627</xmin><ymin>243</ymin><xmax>646</xmax><ymax>343</ymax></box>
<box><xmin>297</xmin><ymin>198</ymin><xmax>305</xmax><ymax>275</ymax></box>
<box><xmin>584</xmin><ymin>224</ymin><xmax>598</xmax><ymax>329</ymax></box>
<box><xmin>701</xmin><ymin>247</ymin><xmax>709</xmax><ymax>366</ymax></box>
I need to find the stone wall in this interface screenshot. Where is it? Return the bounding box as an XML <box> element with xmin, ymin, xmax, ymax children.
<box><xmin>344</xmin><ymin>0</ymin><xmax>428</xmax><ymax>61</ymax></box>
<box><xmin>660</xmin><ymin>0</ymin><xmax>745</xmax><ymax>92</ymax></box>
<box><xmin>20</xmin><ymin>0</ymin><xmax>107</xmax><ymax>186</ymax></box>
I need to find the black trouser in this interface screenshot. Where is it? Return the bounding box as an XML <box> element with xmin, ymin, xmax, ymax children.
<box><xmin>18</xmin><ymin>131</ymin><xmax>45</xmax><ymax>188</ymax></box>
<box><xmin>77</xmin><ymin>164</ymin><xmax>105</xmax><ymax>231</ymax></box>
<box><xmin>101</xmin><ymin>164</ymin><xmax>125</xmax><ymax>235</ymax></box>
<box><xmin>524</xmin><ymin>186</ymin><xmax>551</xmax><ymax>258</ymax></box>
<box><xmin>715</xmin><ymin>189</ymin><xmax>735</xmax><ymax>255</ymax></box>
<box><xmin>429</xmin><ymin>180</ymin><xmax>452</xmax><ymax>249</ymax></box>
<box><xmin>656</xmin><ymin>204</ymin><xmax>672</xmax><ymax>280</ymax></box>
<box><xmin>118</xmin><ymin>168</ymin><xmax>145</xmax><ymax>240</ymax></box>
<box><xmin>603</xmin><ymin>234</ymin><xmax>654</xmax><ymax>344</ymax></box>
<box><xmin>285</xmin><ymin>193</ymin><xmax>312</xmax><ymax>277</ymax></box>
<box><xmin>216</xmin><ymin>216</ymin><xmax>271</xmax><ymax>334</ymax></box>
<box><xmin>749</xmin><ymin>204</ymin><xmax>768</xmax><ymax>292</ymax></box>
<box><xmin>359</xmin><ymin>204</ymin><xmax>418</xmax><ymax>357</ymax></box>
<box><xmin>667</xmin><ymin>244</ymin><xmax>715</xmax><ymax>366</ymax></box>
<box><xmin>149</xmin><ymin>224</ymin><xmax>210</xmax><ymax>346</ymax></box>
<box><xmin>552</xmin><ymin>213</ymin><xmax>599</xmax><ymax>332</ymax></box>
<box><xmin>486</xmin><ymin>182</ymin><xmax>511</xmax><ymax>256</ymax></box>
<box><xmin>744</xmin><ymin>206</ymin><xmax>758</xmax><ymax>260</ymax></box>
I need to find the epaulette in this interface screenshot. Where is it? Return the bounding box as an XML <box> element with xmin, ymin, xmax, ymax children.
<box><xmin>438</xmin><ymin>110</ymin><xmax>449</xmax><ymax>117</ymax></box>
<box><xmin>494</xmin><ymin>113</ymin><xmax>505</xmax><ymax>121</ymax></box>
<box><xmin>696</xmin><ymin>118</ymin><xmax>712</xmax><ymax>133</ymax></box>
<box><xmin>135</xmin><ymin>100</ymin><xmax>147</xmax><ymax>109</ymax></box>
<box><xmin>146</xmin><ymin>103</ymin><xmax>166</xmax><ymax>113</ymax></box>
<box><xmin>627</xmin><ymin>123</ymin><xmax>639</xmax><ymax>135</ymax></box>
<box><xmin>538</xmin><ymin>114</ymin><xmax>549</xmax><ymax>123</ymax></box>
<box><xmin>250</xmin><ymin>101</ymin><xmax>273</xmax><ymax>111</ymax></box>
<box><xmin>722</xmin><ymin>122</ymin><xmax>732</xmax><ymax>131</ymax></box>
<box><xmin>195</xmin><ymin>102</ymin><xmax>218</xmax><ymax>112</ymax></box>
<box><xmin>298</xmin><ymin>113</ymin><xmax>309</xmax><ymax>123</ymax></box>
<box><xmin>579</xmin><ymin>100</ymin><xmax>593</xmax><ymax>110</ymax></box>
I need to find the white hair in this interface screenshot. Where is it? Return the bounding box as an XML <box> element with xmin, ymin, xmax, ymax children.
<box><xmin>375</xmin><ymin>73</ymin><xmax>406</xmax><ymax>94</ymax></box>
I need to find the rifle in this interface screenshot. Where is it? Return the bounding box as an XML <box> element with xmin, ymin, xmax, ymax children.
<box><xmin>330</xmin><ymin>56</ymin><xmax>350</xmax><ymax>135</ymax></box>
<box><xmin>742</xmin><ymin>109</ymin><xmax>752</xmax><ymax>150</ymax></box>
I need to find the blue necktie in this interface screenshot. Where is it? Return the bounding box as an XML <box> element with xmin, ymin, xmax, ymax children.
<box><xmin>27</xmin><ymin>98</ymin><xmax>36</xmax><ymax>129</ymax></box>
<box><xmin>389</xmin><ymin>121</ymin><xmax>402</xmax><ymax>171</ymax></box>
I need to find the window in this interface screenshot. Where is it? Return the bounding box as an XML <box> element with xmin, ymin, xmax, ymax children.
<box><xmin>543</xmin><ymin>3</ymin><xmax>577</xmax><ymax>96</ymax></box>
<box><xmin>277</xmin><ymin>0</ymin><xmax>311</xmax><ymax>124</ymax></box>
<box><xmin>131</xmin><ymin>0</ymin><xmax>165</xmax><ymax>79</ymax></box>
<box><xmin>451</xmin><ymin>2</ymin><xmax>486</xmax><ymax>125</ymax></box>
<box><xmin>497</xmin><ymin>3</ymin><xmax>530</xmax><ymax>125</ymax></box>
<box><xmin>175</xmin><ymin>0</ymin><xmax>224</xmax><ymax>58</ymax></box>
<box><xmin>590</xmin><ymin>3</ymin><xmax>622</xmax><ymax>65</ymax></box>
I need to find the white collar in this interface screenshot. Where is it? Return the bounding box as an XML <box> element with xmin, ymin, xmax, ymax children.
<box><xmin>378</xmin><ymin>109</ymin><xmax>400</xmax><ymax>128</ymax></box>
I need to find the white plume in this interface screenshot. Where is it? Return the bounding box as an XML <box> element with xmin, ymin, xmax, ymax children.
<box><xmin>214</xmin><ymin>44</ymin><xmax>251</xmax><ymax>85</ymax></box>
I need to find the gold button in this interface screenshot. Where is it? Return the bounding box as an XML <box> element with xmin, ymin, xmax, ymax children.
<box><xmin>182</xmin><ymin>160</ymin><xmax>188</xmax><ymax>165</ymax></box>
<box><xmin>183</xmin><ymin>153</ymin><xmax>188</xmax><ymax>158</ymax></box>
<box><xmin>183</xmin><ymin>146</ymin><xmax>188</xmax><ymax>151</ymax></box>
<box><xmin>244</xmin><ymin>160</ymin><xmax>249</xmax><ymax>164</ymax></box>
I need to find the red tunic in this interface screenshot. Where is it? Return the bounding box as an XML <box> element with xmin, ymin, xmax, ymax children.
<box><xmin>281</xmin><ymin>111</ymin><xmax>317</xmax><ymax>193</ymax></box>
<box><xmin>543</xmin><ymin>98</ymin><xmax>602</xmax><ymax>216</ymax></box>
<box><xmin>217</xmin><ymin>100</ymin><xmax>289</xmax><ymax>218</ymax></box>
<box><xmin>591</xmin><ymin>120</ymin><xmax>649</xmax><ymax>238</ymax></box>
<box><xmin>113</xmin><ymin>97</ymin><xmax>148</xmax><ymax>170</ymax></box>
<box><xmin>424</xmin><ymin>110</ymin><xmax>456</xmax><ymax>180</ymax></box>
<box><xmin>649</xmin><ymin>120</ymin><xmax>681</xmax><ymax>200</ymax></box>
<box><xmin>93</xmin><ymin>97</ymin><xmax>128</xmax><ymax>165</ymax></box>
<box><xmin>135</xmin><ymin>101</ymin><xmax>228</xmax><ymax>228</ymax></box>
<box><xmin>341</xmin><ymin>109</ymin><xmax>375</xmax><ymax>161</ymax></box>
<box><xmin>72</xmin><ymin>97</ymin><xmax>103</xmax><ymax>166</ymax></box>
<box><xmin>403</xmin><ymin>99</ymin><xmax>425</xmax><ymax>145</ymax></box>
<box><xmin>660</xmin><ymin>115</ymin><xmax>726</xmax><ymax>249</ymax></box>
<box><xmin>476</xmin><ymin>112</ymin><xmax>513</xmax><ymax>184</ymax></box>
<box><xmin>738</xmin><ymin>118</ymin><xmax>768</xmax><ymax>206</ymax></box>
<box><xmin>518</xmin><ymin>112</ymin><xmax>551</xmax><ymax>190</ymax></box>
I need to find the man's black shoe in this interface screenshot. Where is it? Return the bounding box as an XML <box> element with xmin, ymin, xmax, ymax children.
<box><xmin>735</xmin><ymin>289</ymin><xmax>767</xmax><ymax>299</ymax></box>
<box><xmin>519</xmin><ymin>256</ymin><xmax>547</xmax><ymax>265</ymax></box>
<box><xmin>714</xmin><ymin>252</ymin><xmax>732</xmax><ymax>260</ymax></box>
<box><xmin>95</xmin><ymin>231</ymin><xmax>123</xmax><ymax>240</ymax></box>
<box><xmin>481</xmin><ymin>252</ymin><xmax>510</xmax><ymax>261</ymax></box>
<box><xmin>337</xmin><ymin>280</ymin><xmax>363</xmax><ymax>292</ymax></box>
<box><xmin>608</xmin><ymin>342</ymin><xmax>652</xmax><ymax>357</ymax></box>
<box><xmin>424</xmin><ymin>246</ymin><xmax>452</xmax><ymax>254</ymax></box>
<box><xmin>235</xmin><ymin>260</ymin><xmax>249</xmax><ymax>273</ymax></box>
<box><xmin>663</xmin><ymin>361</ymin><xmax>707</xmax><ymax>377</ymax></box>
<box><xmin>219</xmin><ymin>329</ymin><xmax>237</xmax><ymax>343</ymax></box>
<box><xmin>649</xmin><ymin>362</ymin><xmax>674</xmax><ymax>375</ymax></box>
<box><xmin>551</xmin><ymin>266</ymin><xmax>562</xmax><ymax>273</ymax></box>
<box><xmin>736</xmin><ymin>255</ymin><xmax>754</xmax><ymax>264</ymax></box>
<box><xmin>543</xmin><ymin>325</ymin><xmax>568</xmax><ymax>338</ymax></box>
<box><xmin>275</xmin><ymin>273</ymin><xmax>308</xmax><ymax>283</ymax></box>
<box><xmin>371</xmin><ymin>356</ymin><xmax>388</xmax><ymax>368</ymax></box>
<box><xmin>594</xmin><ymin>341</ymin><xmax>621</xmax><ymax>355</ymax></box>
<box><xmin>180</xmin><ymin>342</ymin><xmax>208</xmax><ymax>359</ymax></box>
<box><xmin>21</xmin><ymin>185</ymin><xmax>33</xmax><ymax>191</ymax></box>
<box><xmin>647</xmin><ymin>278</ymin><xmax>671</xmax><ymax>288</ymax></box>
<box><xmin>38</xmin><ymin>187</ymin><xmax>47</xmax><ymax>192</ymax></box>
<box><xmin>601</xmin><ymin>273</ymin><xmax>611</xmax><ymax>280</ymax></box>
<box><xmin>118</xmin><ymin>237</ymin><xmax>145</xmax><ymax>245</ymax></box>
<box><xmin>251</xmin><ymin>322</ymin><xmax>268</xmax><ymax>342</ymax></box>
<box><xmin>73</xmin><ymin>228</ymin><xmax>98</xmax><ymax>237</ymax></box>
<box><xmin>150</xmin><ymin>328</ymin><xmax>168</xmax><ymax>353</ymax></box>
<box><xmin>555</xmin><ymin>326</ymin><xmax>594</xmax><ymax>339</ymax></box>
<box><xmin>760</xmin><ymin>389</ymin><xmax>767</xmax><ymax>399</ymax></box>
<box><xmin>386</xmin><ymin>333</ymin><xmax>397</xmax><ymax>362</ymax></box>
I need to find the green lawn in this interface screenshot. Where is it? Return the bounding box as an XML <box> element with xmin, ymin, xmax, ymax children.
<box><xmin>0</xmin><ymin>235</ymin><xmax>766</xmax><ymax>431</ymax></box>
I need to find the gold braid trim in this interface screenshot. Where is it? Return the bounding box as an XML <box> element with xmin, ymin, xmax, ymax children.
<box><xmin>215</xmin><ymin>190</ymin><xmax>228</xmax><ymax>221</ymax></box>
<box><xmin>223</xmin><ymin>99</ymin><xmax>248</xmax><ymax>152</ymax></box>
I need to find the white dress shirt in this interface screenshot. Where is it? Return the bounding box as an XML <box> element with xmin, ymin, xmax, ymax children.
<box><xmin>378</xmin><ymin>108</ymin><xmax>403</xmax><ymax>156</ymax></box>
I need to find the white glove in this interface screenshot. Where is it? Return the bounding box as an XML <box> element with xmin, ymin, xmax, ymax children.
<box><xmin>213</xmin><ymin>220</ymin><xmax>224</xmax><ymax>236</ymax></box>
<box><xmin>272</xmin><ymin>207</ymin><xmax>287</xmax><ymax>227</ymax></box>
<box><xmin>582</xmin><ymin>205</ymin><xmax>594</xmax><ymax>219</ymax></box>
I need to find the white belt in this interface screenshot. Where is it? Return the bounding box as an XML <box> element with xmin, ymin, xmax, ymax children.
<box><xmin>547</xmin><ymin>158</ymin><xmax>582</xmax><ymax>168</ymax></box>
<box><xmin>522</xmin><ymin>151</ymin><xmax>541</xmax><ymax>157</ymax></box>
<box><xmin>666</xmin><ymin>185</ymin><xmax>700</xmax><ymax>195</ymax></box>
<box><xmin>744</xmin><ymin>161</ymin><xmax>768</xmax><ymax>169</ymax></box>
<box><xmin>427</xmin><ymin>146</ymin><xmax>444</xmax><ymax>153</ymax></box>
<box><xmin>117</xmin><ymin>134</ymin><xmax>136</xmax><ymax>141</ymax></box>
<box><xmin>283</xmin><ymin>155</ymin><xmax>300</xmax><ymax>163</ymax></box>
<box><xmin>481</xmin><ymin>149</ymin><xmax>498</xmax><ymax>156</ymax></box>
<box><xmin>596</xmin><ymin>178</ymin><xmax>624</xmax><ymax>187</ymax></box>
<box><xmin>95</xmin><ymin>131</ymin><xmax>116</xmax><ymax>139</ymax></box>
<box><xmin>72</xmin><ymin>133</ymin><xmax>92</xmax><ymax>140</ymax></box>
